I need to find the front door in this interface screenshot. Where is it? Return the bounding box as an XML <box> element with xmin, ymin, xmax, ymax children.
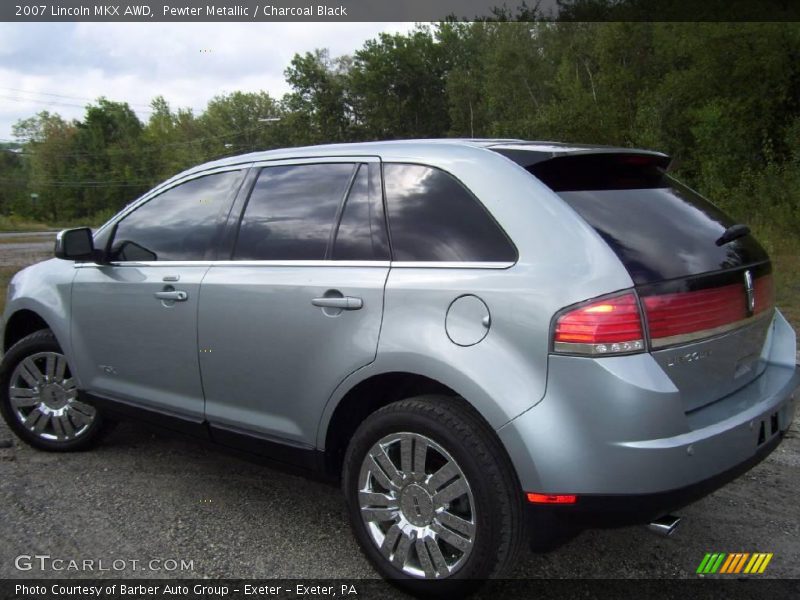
<box><xmin>70</xmin><ymin>169</ymin><xmax>246</xmax><ymax>420</ymax></box>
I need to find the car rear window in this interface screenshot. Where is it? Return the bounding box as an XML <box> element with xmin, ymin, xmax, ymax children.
<box><xmin>498</xmin><ymin>152</ymin><xmax>768</xmax><ymax>285</ymax></box>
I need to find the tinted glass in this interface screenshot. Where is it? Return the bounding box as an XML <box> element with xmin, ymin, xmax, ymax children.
<box><xmin>557</xmin><ymin>184</ymin><xmax>768</xmax><ymax>285</ymax></box>
<box><xmin>383</xmin><ymin>164</ymin><xmax>516</xmax><ymax>262</ymax></box>
<box><xmin>332</xmin><ymin>164</ymin><xmax>390</xmax><ymax>261</ymax></box>
<box><xmin>110</xmin><ymin>170</ymin><xmax>242</xmax><ymax>261</ymax></box>
<box><xmin>518</xmin><ymin>153</ymin><xmax>768</xmax><ymax>285</ymax></box>
<box><xmin>235</xmin><ymin>163</ymin><xmax>355</xmax><ymax>261</ymax></box>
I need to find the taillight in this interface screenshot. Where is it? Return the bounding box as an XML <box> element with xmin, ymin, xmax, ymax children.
<box><xmin>552</xmin><ymin>273</ymin><xmax>773</xmax><ymax>356</ymax></box>
<box><xmin>643</xmin><ymin>283</ymin><xmax>745</xmax><ymax>344</ymax></box>
<box><xmin>643</xmin><ymin>274</ymin><xmax>774</xmax><ymax>348</ymax></box>
<box><xmin>553</xmin><ymin>292</ymin><xmax>645</xmax><ymax>356</ymax></box>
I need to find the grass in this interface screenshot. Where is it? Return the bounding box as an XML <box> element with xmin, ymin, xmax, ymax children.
<box><xmin>770</xmin><ymin>246</ymin><xmax>800</xmax><ymax>336</ymax></box>
<box><xmin>0</xmin><ymin>215</ymin><xmax>57</xmax><ymax>233</ymax></box>
<box><xmin>0</xmin><ymin>214</ymin><xmax>108</xmax><ymax>233</ymax></box>
<box><xmin>0</xmin><ymin>234</ymin><xmax>55</xmax><ymax>245</ymax></box>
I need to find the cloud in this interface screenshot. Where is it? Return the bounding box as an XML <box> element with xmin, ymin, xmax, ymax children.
<box><xmin>0</xmin><ymin>22</ymin><xmax>415</xmax><ymax>138</ymax></box>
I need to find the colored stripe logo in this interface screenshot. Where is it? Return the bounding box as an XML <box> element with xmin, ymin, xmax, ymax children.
<box><xmin>696</xmin><ymin>552</ymin><xmax>773</xmax><ymax>574</ymax></box>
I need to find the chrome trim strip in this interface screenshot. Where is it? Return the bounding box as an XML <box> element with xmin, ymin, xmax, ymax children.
<box><xmin>76</xmin><ymin>260</ymin><xmax>391</xmax><ymax>268</ymax></box>
<box><xmin>75</xmin><ymin>260</ymin><xmax>512</xmax><ymax>269</ymax></box>
<box><xmin>650</xmin><ymin>310</ymin><xmax>773</xmax><ymax>349</ymax></box>
<box><xmin>390</xmin><ymin>261</ymin><xmax>515</xmax><ymax>270</ymax></box>
<box><xmin>212</xmin><ymin>260</ymin><xmax>391</xmax><ymax>268</ymax></box>
<box><xmin>553</xmin><ymin>340</ymin><xmax>645</xmax><ymax>356</ymax></box>
<box><xmin>75</xmin><ymin>261</ymin><xmax>213</xmax><ymax>268</ymax></box>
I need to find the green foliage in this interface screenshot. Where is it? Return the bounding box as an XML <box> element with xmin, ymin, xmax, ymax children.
<box><xmin>284</xmin><ymin>49</ymin><xmax>352</xmax><ymax>143</ymax></box>
<box><xmin>1</xmin><ymin>22</ymin><xmax>799</xmax><ymax>247</ymax></box>
<box><xmin>348</xmin><ymin>26</ymin><xmax>451</xmax><ymax>139</ymax></box>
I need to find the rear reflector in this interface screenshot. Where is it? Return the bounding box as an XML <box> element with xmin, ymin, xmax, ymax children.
<box><xmin>553</xmin><ymin>293</ymin><xmax>644</xmax><ymax>356</ymax></box>
<box><xmin>527</xmin><ymin>493</ymin><xmax>578</xmax><ymax>504</ymax></box>
<box><xmin>643</xmin><ymin>274</ymin><xmax>773</xmax><ymax>348</ymax></box>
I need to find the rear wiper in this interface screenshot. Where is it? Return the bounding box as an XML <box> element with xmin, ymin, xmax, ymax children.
<box><xmin>715</xmin><ymin>224</ymin><xmax>750</xmax><ymax>246</ymax></box>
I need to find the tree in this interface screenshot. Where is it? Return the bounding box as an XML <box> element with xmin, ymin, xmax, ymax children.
<box><xmin>348</xmin><ymin>27</ymin><xmax>451</xmax><ymax>139</ymax></box>
<box><xmin>11</xmin><ymin>111</ymin><xmax>79</xmax><ymax>221</ymax></box>
<box><xmin>284</xmin><ymin>49</ymin><xmax>353</xmax><ymax>143</ymax></box>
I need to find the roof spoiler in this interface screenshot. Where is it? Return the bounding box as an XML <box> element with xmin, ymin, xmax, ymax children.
<box><xmin>494</xmin><ymin>147</ymin><xmax>672</xmax><ymax>171</ymax></box>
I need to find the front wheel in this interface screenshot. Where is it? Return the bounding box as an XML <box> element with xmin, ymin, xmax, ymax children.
<box><xmin>342</xmin><ymin>395</ymin><xmax>524</xmax><ymax>594</ymax></box>
<box><xmin>0</xmin><ymin>329</ymin><xmax>107</xmax><ymax>451</ymax></box>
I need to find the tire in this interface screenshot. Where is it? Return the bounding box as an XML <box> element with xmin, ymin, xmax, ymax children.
<box><xmin>342</xmin><ymin>395</ymin><xmax>525</xmax><ymax>595</ymax></box>
<box><xmin>0</xmin><ymin>329</ymin><xmax>108</xmax><ymax>451</ymax></box>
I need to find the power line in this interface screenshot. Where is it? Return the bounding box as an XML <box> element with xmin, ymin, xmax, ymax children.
<box><xmin>0</xmin><ymin>86</ymin><xmax>155</xmax><ymax>110</ymax></box>
<box><xmin>0</xmin><ymin>140</ymin><xmax>258</xmax><ymax>188</ymax></box>
<box><xmin>0</xmin><ymin>126</ymin><xmax>270</xmax><ymax>159</ymax></box>
<box><xmin>0</xmin><ymin>94</ymin><xmax>147</xmax><ymax>112</ymax></box>
<box><xmin>0</xmin><ymin>178</ymin><xmax>153</xmax><ymax>188</ymax></box>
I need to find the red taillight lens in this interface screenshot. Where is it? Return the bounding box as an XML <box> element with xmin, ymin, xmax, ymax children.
<box><xmin>643</xmin><ymin>274</ymin><xmax>774</xmax><ymax>348</ymax></box>
<box><xmin>553</xmin><ymin>273</ymin><xmax>773</xmax><ymax>356</ymax></box>
<box><xmin>643</xmin><ymin>282</ymin><xmax>745</xmax><ymax>340</ymax></box>
<box><xmin>527</xmin><ymin>493</ymin><xmax>578</xmax><ymax>504</ymax></box>
<box><xmin>553</xmin><ymin>293</ymin><xmax>644</xmax><ymax>356</ymax></box>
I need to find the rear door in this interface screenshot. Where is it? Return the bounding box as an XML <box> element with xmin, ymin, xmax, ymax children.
<box><xmin>197</xmin><ymin>157</ymin><xmax>390</xmax><ymax>447</ymax></box>
<box><xmin>504</xmin><ymin>152</ymin><xmax>774</xmax><ymax>413</ymax></box>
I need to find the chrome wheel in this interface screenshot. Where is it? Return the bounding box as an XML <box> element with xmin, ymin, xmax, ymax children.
<box><xmin>358</xmin><ymin>432</ymin><xmax>476</xmax><ymax>579</ymax></box>
<box><xmin>8</xmin><ymin>351</ymin><xmax>95</xmax><ymax>442</ymax></box>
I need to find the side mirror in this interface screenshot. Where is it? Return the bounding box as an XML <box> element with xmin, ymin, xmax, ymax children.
<box><xmin>54</xmin><ymin>228</ymin><xmax>95</xmax><ymax>262</ymax></box>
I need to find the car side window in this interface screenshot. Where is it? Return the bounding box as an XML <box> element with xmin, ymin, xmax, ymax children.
<box><xmin>109</xmin><ymin>170</ymin><xmax>243</xmax><ymax>262</ymax></box>
<box><xmin>332</xmin><ymin>164</ymin><xmax>390</xmax><ymax>261</ymax></box>
<box><xmin>234</xmin><ymin>163</ymin><xmax>356</xmax><ymax>261</ymax></box>
<box><xmin>383</xmin><ymin>163</ymin><xmax>517</xmax><ymax>262</ymax></box>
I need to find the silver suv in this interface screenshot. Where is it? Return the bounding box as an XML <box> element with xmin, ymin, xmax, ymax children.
<box><xmin>1</xmin><ymin>140</ymin><xmax>797</xmax><ymax>592</ymax></box>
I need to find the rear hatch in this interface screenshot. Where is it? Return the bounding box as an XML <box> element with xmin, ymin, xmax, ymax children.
<box><xmin>496</xmin><ymin>148</ymin><xmax>775</xmax><ymax>414</ymax></box>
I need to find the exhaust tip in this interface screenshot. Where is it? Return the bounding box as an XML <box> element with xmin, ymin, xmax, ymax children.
<box><xmin>647</xmin><ymin>515</ymin><xmax>681</xmax><ymax>537</ymax></box>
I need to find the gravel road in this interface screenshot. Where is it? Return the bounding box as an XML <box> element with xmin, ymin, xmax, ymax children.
<box><xmin>0</xmin><ymin>234</ymin><xmax>798</xmax><ymax>587</ymax></box>
<box><xmin>0</xmin><ymin>231</ymin><xmax>54</xmax><ymax>267</ymax></box>
<box><xmin>0</xmin><ymin>414</ymin><xmax>797</xmax><ymax>583</ymax></box>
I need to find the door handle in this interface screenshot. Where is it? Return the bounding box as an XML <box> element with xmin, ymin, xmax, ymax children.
<box><xmin>311</xmin><ymin>296</ymin><xmax>363</xmax><ymax>310</ymax></box>
<box><xmin>154</xmin><ymin>290</ymin><xmax>188</xmax><ymax>302</ymax></box>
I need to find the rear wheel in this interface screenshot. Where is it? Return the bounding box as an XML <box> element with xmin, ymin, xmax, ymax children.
<box><xmin>0</xmin><ymin>329</ymin><xmax>107</xmax><ymax>451</ymax></box>
<box><xmin>343</xmin><ymin>395</ymin><xmax>524</xmax><ymax>594</ymax></box>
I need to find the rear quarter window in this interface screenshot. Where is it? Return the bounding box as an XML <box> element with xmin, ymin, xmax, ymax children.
<box><xmin>382</xmin><ymin>163</ymin><xmax>516</xmax><ymax>263</ymax></box>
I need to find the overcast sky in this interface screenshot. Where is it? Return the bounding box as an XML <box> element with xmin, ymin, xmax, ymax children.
<box><xmin>0</xmin><ymin>22</ymin><xmax>415</xmax><ymax>140</ymax></box>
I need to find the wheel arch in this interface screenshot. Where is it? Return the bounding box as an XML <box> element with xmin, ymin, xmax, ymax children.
<box><xmin>2</xmin><ymin>259</ymin><xmax>76</xmax><ymax>365</ymax></box>
<box><xmin>321</xmin><ymin>372</ymin><xmax>455</xmax><ymax>476</ymax></box>
<box><xmin>4</xmin><ymin>309</ymin><xmax>54</xmax><ymax>352</ymax></box>
<box><xmin>319</xmin><ymin>366</ymin><xmax>521</xmax><ymax>481</ymax></box>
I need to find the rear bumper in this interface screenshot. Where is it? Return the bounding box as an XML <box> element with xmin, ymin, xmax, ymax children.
<box><xmin>499</xmin><ymin>312</ymin><xmax>798</xmax><ymax>506</ymax></box>
<box><xmin>526</xmin><ymin>429</ymin><xmax>785</xmax><ymax>533</ymax></box>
